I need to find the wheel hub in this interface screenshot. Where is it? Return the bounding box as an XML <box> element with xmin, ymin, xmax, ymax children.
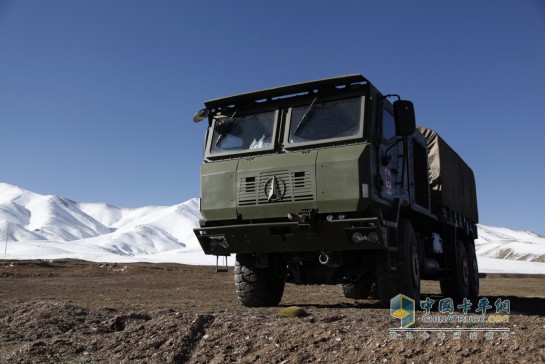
<box><xmin>462</xmin><ymin>254</ymin><xmax>469</xmax><ymax>287</ymax></box>
<box><xmin>411</xmin><ymin>245</ymin><xmax>420</xmax><ymax>288</ymax></box>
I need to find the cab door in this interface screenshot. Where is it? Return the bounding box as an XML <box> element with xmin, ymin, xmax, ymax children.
<box><xmin>377</xmin><ymin>101</ymin><xmax>403</xmax><ymax>201</ymax></box>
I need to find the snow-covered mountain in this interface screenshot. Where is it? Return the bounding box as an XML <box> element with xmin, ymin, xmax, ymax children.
<box><xmin>0</xmin><ymin>183</ymin><xmax>112</xmax><ymax>242</ymax></box>
<box><xmin>474</xmin><ymin>224</ymin><xmax>544</xmax><ymax>274</ymax></box>
<box><xmin>475</xmin><ymin>225</ymin><xmax>544</xmax><ymax>262</ymax></box>
<box><xmin>0</xmin><ymin>183</ymin><xmax>212</xmax><ymax>265</ymax></box>
<box><xmin>0</xmin><ymin>182</ymin><xmax>543</xmax><ymax>274</ymax></box>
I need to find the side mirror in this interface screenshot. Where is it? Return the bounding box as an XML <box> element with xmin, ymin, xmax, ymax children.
<box><xmin>393</xmin><ymin>100</ymin><xmax>416</xmax><ymax>136</ymax></box>
<box><xmin>193</xmin><ymin>108</ymin><xmax>210</xmax><ymax>123</ymax></box>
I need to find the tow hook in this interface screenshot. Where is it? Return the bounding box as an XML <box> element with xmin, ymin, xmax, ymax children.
<box><xmin>287</xmin><ymin>209</ymin><xmax>318</xmax><ymax>233</ymax></box>
<box><xmin>318</xmin><ymin>251</ymin><xmax>342</xmax><ymax>267</ymax></box>
<box><xmin>287</xmin><ymin>212</ymin><xmax>302</xmax><ymax>222</ymax></box>
<box><xmin>318</xmin><ymin>251</ymin><xmax>329</xmax><ymax>265</ymax></box>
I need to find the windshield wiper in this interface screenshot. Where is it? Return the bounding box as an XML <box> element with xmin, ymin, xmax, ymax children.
<box><xmin>215</xmin><ymin>110</ymin><xmax>238</xmax><ymax>146</ymax></box>
<box><xmin>293</xmin><ymin>97</ymin><xmax>318</xmax><ymax>136</ymax></box>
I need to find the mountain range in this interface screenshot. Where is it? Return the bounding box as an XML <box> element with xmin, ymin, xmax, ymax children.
<box><xmin>0</xmin><ymin>182</ymin><xmax>543</xmax><ymax>274</ymax></box>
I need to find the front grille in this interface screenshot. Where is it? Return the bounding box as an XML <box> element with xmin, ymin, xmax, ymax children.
<box><xmin>238</xmin><ymin>170</ymin><xmax>315</xmax><ymax>206</ymax></box>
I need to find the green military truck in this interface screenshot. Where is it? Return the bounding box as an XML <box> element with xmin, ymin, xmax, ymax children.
<box><xmin>193</xmin><ymin>74</ymin><xmax>479</xmax><ymax>307</ymax></box>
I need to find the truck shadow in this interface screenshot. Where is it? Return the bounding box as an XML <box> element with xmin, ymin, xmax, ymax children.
<box><xmin>280</xmin><ymin>301</ymin><xmax>385</xmax><ymax>310</ymax></box>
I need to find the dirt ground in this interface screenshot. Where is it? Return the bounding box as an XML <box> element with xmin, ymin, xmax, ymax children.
<box><xmin>0</xmin><ymin>260</ymin><xmax>544</xmax><ymax>363</ymax></box>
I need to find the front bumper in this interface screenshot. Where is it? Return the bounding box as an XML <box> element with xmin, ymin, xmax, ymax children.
<box><xmin>194</xmin><ymin>217</ymin><xmax>386</xmax><ymax>255</ymax></box>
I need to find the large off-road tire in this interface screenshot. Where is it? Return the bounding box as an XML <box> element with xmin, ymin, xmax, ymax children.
<box><xmin>375</xmin><ymin>219</ymin><xmax>421</xmax><ymax>304</ymax></box>
<box><xmin>340</xmin><ymin>280</ymin><xmax>372</xmax><ymax>299</ymax></box>
<box><xmin>234</xmin><ymin>254</ymin><xmax>286</xmax><ymax>307</ymax></box>
<box><xmin>375</xmin><ymin>247</ymin><xmax>396</xmax><ymax>303</ymax></box>
<box><xmin>396</xmin><ymin>219</ymin><xmax>421</xmax><ymax>302</ymax></box>
<box><xmin>440</xmin><ymin>239</ymin><xmax>470</xmax><ymax>301</ymax></box>
<box><xmin>465</xmin><ymin>240</ymin><xmax>480</xmax><ymax>301</ymax></box>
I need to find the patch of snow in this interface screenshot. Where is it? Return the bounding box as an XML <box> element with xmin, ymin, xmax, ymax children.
<box><xmin>477</xmin><ymin>256</ymin><xmax>544</xmax><ymax>275</ymax></box>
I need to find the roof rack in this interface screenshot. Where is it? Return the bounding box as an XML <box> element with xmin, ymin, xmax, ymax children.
<box><xmin>204</xmin><ymin>74</ymin><xmax>369</xmax><ymax>109</ymax></box>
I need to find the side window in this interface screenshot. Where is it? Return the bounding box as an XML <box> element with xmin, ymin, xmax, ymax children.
<box><xmin>382</xmin><ymin>108</ymin><xmax>396</xmax><ymax>141</ymax></box>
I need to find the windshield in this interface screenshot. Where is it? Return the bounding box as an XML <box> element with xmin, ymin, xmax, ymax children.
<box><xmin>209</xmin><ymin>110</ymin><xmax>276</xmax><ymax>155</ymax></box>
<box><xmin>288</xmin><ymin>97</ymin><xmax>362</xmax><ymax>144</ymax></box>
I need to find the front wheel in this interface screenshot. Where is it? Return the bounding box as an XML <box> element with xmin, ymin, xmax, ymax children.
<box><xmin>375</xmin><ymin>219</ymin><xmax>421</xmax><ymax>304</ymax></box>
<box><xmin>396</xmin><ymin>219</ymin><xmax>421</xmax><ymax>302</ymax></box>
<box><xmin>234</xmin><ymin>254</ymin><xmax>286</xmax><ymax>307</ymax></box>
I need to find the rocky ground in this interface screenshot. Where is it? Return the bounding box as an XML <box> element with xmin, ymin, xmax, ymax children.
<box><xmin>0</xmin><ymin>260</ymin><xmax>544</xmax><ymax>363</ymax></box>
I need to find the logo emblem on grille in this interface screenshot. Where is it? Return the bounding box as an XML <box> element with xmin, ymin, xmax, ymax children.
<box><xmin>264</xmin><ymin>175</ymin><xmax>285</xmax><ymax>202</ymax></box>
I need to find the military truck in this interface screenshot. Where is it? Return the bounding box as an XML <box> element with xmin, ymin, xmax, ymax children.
<box><xmin>192</xmin><ymin>74</ymin><xmax>479</xmax><ymax>307</ymax></box>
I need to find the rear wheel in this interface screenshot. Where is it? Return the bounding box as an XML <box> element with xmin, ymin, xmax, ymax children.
<box><xmin>234</xmin><ymin>254</ymin><xmax>286</xmax><ymax>307</ymax></box>
<box><xmin>340</xmin><ymin>280</ymin><xmax>372</xmax><ymax>299</ymax></box>
<box><xmin>440</xmin><ymin>239</ymin><xmax>470</xmax><ymax>301</ymax></box>
<box><xmin>465</xmin><ymin>240</ymin><xmax>480</xmax><ymax>301</ymax></box>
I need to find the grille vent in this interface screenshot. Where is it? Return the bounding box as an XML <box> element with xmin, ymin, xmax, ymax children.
<box><xmin>238</xmin><ymin>170</ymin><xmax>314</xmax><ymax>205</ymax></box>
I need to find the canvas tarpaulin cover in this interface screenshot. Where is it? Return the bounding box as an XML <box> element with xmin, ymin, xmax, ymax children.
<box><xmin>416</xmin><ymin>126</ymin><xmax>478</xmax><ymax>223</ymax></box>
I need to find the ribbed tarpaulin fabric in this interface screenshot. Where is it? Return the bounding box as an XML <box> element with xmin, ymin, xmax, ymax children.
<box><xmin>417</xmin><ymin>126</ymin><xmax>479</xmax><ymax>223</ymax></box>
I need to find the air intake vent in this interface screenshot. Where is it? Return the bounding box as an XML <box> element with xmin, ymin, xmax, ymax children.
<box><xmin>239</xmin><ymin>177</ymin><xmax>258</xmax><ymax>206</ymax></box>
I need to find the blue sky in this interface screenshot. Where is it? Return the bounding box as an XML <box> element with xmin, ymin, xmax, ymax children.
<box><xmin>0</xmin><ymin>1</ymin><xmax>544</xmax><ymax>234</ymax></box>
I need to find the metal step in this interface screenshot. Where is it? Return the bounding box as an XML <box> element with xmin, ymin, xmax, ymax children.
<box><xmin>216</xmin><ymin>255</ymin><xmax>229</xmax><ymax>273</ymax></box>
